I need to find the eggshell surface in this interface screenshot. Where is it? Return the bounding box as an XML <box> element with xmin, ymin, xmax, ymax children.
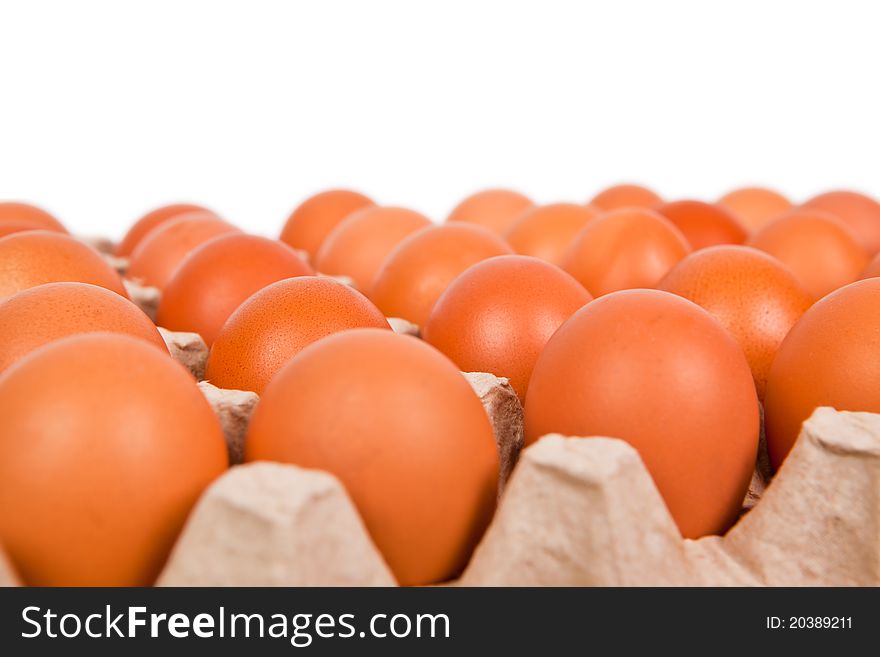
<box><xmin>446</xmin><ymin>189</ymin><xmax>534</xmax><ymax>235</ymax></box>
<box><xmin>803</xmin><ymin>190</ymin><xmax>880</xmax><ymax>254</ymax></box>
<box><xmin>0</xmin><ymin>282</ymin><xmax>167</xmax><ymax>374</ymax></box>
<box><xmin>504</xmin><ymin>203</ymin><xmax>599</xmax><ymax>265</ymax></box>
<box><xmin>370</xmin><ymin>223</ymin><xmax>513</xmax><ymax>326</ymax></box>
<box><xmin>315</xmin><ymin>206</ymin><xmax>431</xmax><ymax>291</ymax></box>
<box><xmin>656</xmin><ymin>200</ymin><xmax>748</xmax><ymax>250</ymax></box>
<box><xmin>717</xmin><ymin>187</ymin><xmax>791</xmax><ymax>231</ymax></box>
<box><xmin>658</xmin><ymin>246</ymin><xmax>812</xmax><ymax>399</ymax></box>
<box><xmin>764</xmin><ymin>278</ymin><xmax>880</xmax><ymax>469</ymax></box>
<box><xmin>748</xmin><ymin>209</ymin><xmax>868</xmax><ymax>300</ymax></box>
<box><xmin>562</xmin><ymin>208</ymin><xmax>690</xmax><ymax>295</ymax></box>
<box><xmin>423</xmin><ymin>255</ymin><xmax>592</xmax><ymax>400</ymax></box>
<box><xmin>0</xmin><ymin>333</ymin><xmax>227</xmax><ymax>586</ymax></box>
<box><xmin>280</xmin><ymin>189</ymin><xmax>374</xmax><ymax>259</ymax></box>
<box><xmin>0</xmin><ymin>202</ymin><xmax>66</xmax><ymax>233</ymax></box>
<box><xmin>0</xmin><ymin>230</ymin><xmax>127</xmax><ymax>301</ymax></box>
<box><xmin>157</xmin><ymin>234</ymin><xmax>314</xmax><ymax>345</ymax></box>
<box><xmin>589</xmin><ymin>184</ymin><xmax>662</xmax><ymax>210</ymax></box>
<box><xmin>246</xmin><ymin>328</ymin><xmax>499</xmax><ymax>586</ymax></box>
<box><xmin>205</xmin><ymin>276</ymin><xmax>390</xmax><ymax>394</ymax></box>
<box><xmin>127</xmin><ymin>213</ymin><xmax>239</xmax><ymax>289</ymax></box>
<box><xmin>116</xmin><ymin>203</ymin><xmax>216</xmax><ymax>257</ymax></box>
<box><xmin>524</xmin><ymin>289</ymin><xmax>759</xmax><ymax>538</ymax></box>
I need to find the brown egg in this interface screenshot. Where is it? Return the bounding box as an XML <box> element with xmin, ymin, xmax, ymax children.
<box><xmin>0</xmin><ymin>230</ymin><xmax>127</xmax><ymax>301</ymax></box>
<box><xmin>127</xmin><ymin>213</ymin><xmax>239</xmax><ymax>290</ymax></box>
<box><xmin>862</xmin><ymin>252</ymin><xmax>880</xmax><ymax>279</ymax></box>
<box><xmin>658</xmin><ymin>246</ymin><xmax>812</xmax><ymax>399</ymax></box>
<box><xmin>656</xmin><ymin>200</ymin><xmax>748</xmax><ymax>250</ymax></box>
<box><xmin>748</xmin><ymin>209</ymin><xmax>868</xmax><ymax>300</ymax></box>
<box><xmin>370</xmin><ymin>224</ymin><xmax>513</xmax><ymax>326</ymax></box>
<box><xmin>717</xmin><ymin>187</ymin><xmax>791</xmax><ymax>231</ymax></box>
<box><xmin>0</xmin><ymin>333</ymin><xmax>227</xmax><ymax>586</ymax></box>
<box><xmin>206</xmin><ymin>276</ymin><xmax>390</xmax><ymax>393</ymax></box>
<box><xmin>246</xmin><ymin>328</ymin><xmax>498</xmax><ymax>585</ymax></box>
<box><xmin>764</xmin><ymin>278</ymin><xmax>880</xmax><ymax>469</ymax></box>
<box><xmin>0</xmin><ymin>202</ymin><xmax>66</xmax><ymax>233</ymax></box>
<box><xmin>0</xmin><ymin>221</ymin><xmax>46</xmax><ymax>238</ymax></box>
<box><xmin>524</xmin><ymin>289</ymin><xmax>759</xmax><ymax>538</ymax></box>
<box><xmin>116</xmin><ymin>203</ymin><xmax>217</xmax><ymax>257</ymax></box>
<box><xmin>446</xmin><ymin>189</ymin><xmax>534</xmax><ymax>235</ymax></box>
<box><xmin>803</xmin><ymin>190</ymin><xmax>880</xmax><ymax>254</ymax></box>
<box><xmin>589</xmin><ymin>183</ymin><xmax>662</xmax><ymax>210</ymax></box>
<box><xmin>504</xmin><ymin>203</ymin><xmax>600</xmax><ymax>265</ymax></box>
<box><xmin>280</xmin><ymin>189</ymin><xmax>375</xmax><ymax>259</ymax></box>
<box><xmin>561</xmin><ymin>208</ymin><xmax>690</xmax><ymax>295</ymax></box>
<box><xmin>314</xmin><ymin>206</ymin><xmax>431</xmax><ymax>291</ymax></box>
<box><xmin>0</xmin><ymin>282</ymin><xmax>167</xmax><ymax>374</ymax></box>
<box><xmin>157</xmin><ymin>234</ymin><xmax>314</xmax><ymax>345</ymax></box>
<box><xmin>423</xmin><ymin>255</ymin><xmax>592</xmax><ymax>400</ymax></box>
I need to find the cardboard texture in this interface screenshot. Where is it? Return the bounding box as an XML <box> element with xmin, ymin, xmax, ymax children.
<box><xmin>463</xmin><ymin>372</ymin><xmax>524</xmax><ymax>494</ymax></box>
<box><xmin>386</xmin><ymin>316</ymin><xmax>421</xmax><ymax>338</ymax></box>
<box><xmin>158</xmin><ymin>327</ymin><xmax>209</xmax><ymax>380</ymax></box>
<box><xmin>124</xmin><ymin>278</ymin><xmax>160</xmax><ymax>322</ymax></box>
<box><xmin>199</xmin><ymin>382</ymin><xmax>259</xmax><ymax>465</ymax></box>
<box><xmin>156</xmin><ymin>462</ymin><xmax>396</xmax><ymax>586</ymax></box>
<box><xmin>460</xmin><ymin>407</ymin><xmax>880</xmax><ymax>586</ymax></box>
<box><xmin>0</xmin><ymin>547</ymin><xmax>19</xmax><ymax>587</ymax></box>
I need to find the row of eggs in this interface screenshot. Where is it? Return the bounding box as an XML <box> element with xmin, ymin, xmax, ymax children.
<box><xmin>1</xmin><ymin>184</ymin><xmax>879</xmax><ymax>586</ymax></box>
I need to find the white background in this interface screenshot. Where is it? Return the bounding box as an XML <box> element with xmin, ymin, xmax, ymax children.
<box><xmin>0</xmin><ymin>0</ymin><xmax>878</xmax><ymax>240</ymax></box>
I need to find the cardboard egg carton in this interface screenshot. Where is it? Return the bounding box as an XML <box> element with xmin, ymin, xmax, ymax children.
<box><xmin>151</xmin><ymin>405</ymin><xmax>878</xmax><ymax>587</ymax></box>
<box><xmin>2</xmin><ymin>381</ymin><xmax>875</xmax><ymax>587</ymax></box>
<box><xmin>3</xmin><ymin>236</ymin><xmax>875</xmax><ymax>587</ymax></box>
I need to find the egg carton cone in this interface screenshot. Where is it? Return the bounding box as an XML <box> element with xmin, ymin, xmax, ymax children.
<box><xmin>157</xmin><ymin>405</ymin><xmax>879</xmax><ymax>587</ymax></box>
<box><xmin>158</xmin><ymin>327</ymin><xmax>209</xmax><ymax>380</ymax></box>
<box><xmin>156</xmin><ymin>372</ymin><xmax>523</xmax><ymax>586</ymax></box>
<box><xmin>123</xmin><ymin>278</ymin><xmax>161</xmax><ymax>322</ymax></box>
<box><xmin>386</xmin><ymin>316</ymin><xmax>421</xmax><ymax>338</ymax></box>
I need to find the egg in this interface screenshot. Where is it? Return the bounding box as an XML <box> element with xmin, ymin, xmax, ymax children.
<box><xmin>205</xmin><ymin>276</ymin><xmax>390</xmax><ymax>394</ymax></box>
<box><xmin>314</xmin><ymin>206</ymin><xmax>431</xmax><ymax>291</ymax></box>
<box><xmin>716</xmin><ymin>187</ymin><xmax>791</xmax><ymax>231</ymax></box>
<box><xmin>656</xmin><ymin>200</ymin><xmax>748</xmax><ymax>250</ymax></box>
<box><xmin>0</xmin><ymin>282</ymin><xmax>167</xmax><ymax>374</ymax></box>
<box><xmin>657</xmin><ymin>246</ymin><xmax>812</xmax><ymax>399</ymax></box>
<box><xmin>561</xmin><ymin>208</ymin><xmax>690</xmax><ymax>295</ymax></box>
<box><xmin>446</xmin><ymin>189</ymin><xmax>534</xmax><ymax>235</ymax></box>
<box><xmin>748</xmin><ymin>209</ymin><xmax>868</xmax><ymax>300</ymax></box>
<box><xmin>862</xmin><ymin>252</ymin><xmax>880</xmax><ymax>279</ymax></box>
<box><xmin>245</xmin><ymin>328</ymin><xmax>498</xmax><ymax>586</ymax></box>
<box><xmin>279</xmin><ymin>189</ymin><xmax>375</xmax><ymax>260</ymax></box>
<box><xmin>157</xmin><ymin>234</ymin><xmax>314</xmax><ymax>345</ymax></box>
<box><xmin>423</xmin><ymin>255</ymin><xmax>592</xmax><ymax>400</ymax></box>
<box><xmin>0</xmin><ymin>333</ymin><xmax>227</xmax><ymax>585</ymax></box>
<box><xmin>764</xmin><ymin>278</ymin><xmax>880</xmax><ymax>469</ymax></box>
<box><xmin>370</xmin><ymin>223</ymin><xmax>513</xmax><ymax>326</ymax></box>
<box><xmin>115</xmin><ymin>203</ymin><xmax>217</xmax><ymax>257</ymax></box>
<box><xmin>0</xmin><ymin>202</ymin><xmax>66</xmax><ymax>233</ymax></box>
<box><xmin>127</xmin><ymin>213</ymin><xmax>239</xmax><ymax>290</ymax></box>
<box><xmin>803</xmin><ymin>190</ymin><xmax>880</xmax><ymax>254</ymax></box>
<box><xmin>589</xmin><ymin>183</ymin><xmax>662</xmax><ymax>210</ymax></box>
<box><xmin>0</xmin><ymin>230</ymin><xmax>127</xmax><ymax>301</ymax></box>
<box><xmin>524</xmin><ymin>289</ymin><xmax>759</xmax><ymax>538</ymax></box>
<box><xmin>504</xmin><ymin>203</ymin><xmax>600</xmax><ymax>265</ymax></box>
